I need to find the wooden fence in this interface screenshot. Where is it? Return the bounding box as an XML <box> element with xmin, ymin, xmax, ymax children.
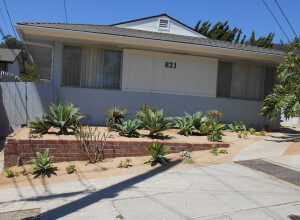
<box><xmin>0</xmin><ymin>82</ymin><xmax>55</xmax><ymax>137</ymax></box>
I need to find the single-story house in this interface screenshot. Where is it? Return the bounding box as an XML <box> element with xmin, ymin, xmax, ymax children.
<box><xmin>0</xmin><ymin>48</ymin><xmax>24</xmax><ymax>77</ymax></box>
<box><xmin>14</xmin><ymin>14</ymin><xmax>284</xmax><ymax>129</ymax></box>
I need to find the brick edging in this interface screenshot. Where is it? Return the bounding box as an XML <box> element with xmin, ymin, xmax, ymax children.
<box><xmin>4</xmin><ymin>133</ymin><xmax>230</xmax><ymax>167</ymax></box>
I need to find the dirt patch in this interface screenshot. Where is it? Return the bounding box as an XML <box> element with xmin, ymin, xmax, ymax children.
<box><xmin>0</xmin><ymin>132</ymin><xmax>268</xmax><ymax>189</ymax></box>
<box><xmin>284</xmin><ymin>142</ymin><xmax>300</xmax><ymax>156</ymax></box>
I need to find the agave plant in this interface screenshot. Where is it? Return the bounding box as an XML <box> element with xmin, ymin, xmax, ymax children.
<box><xmin>175</xmin><ymin>116</ymin><xmax>196</xmax><ymax>136</ymax></box>
<box><xmin>207</xmin><ymin>121</ymin><xmax>225</xmax><ymax>142</ymax></box>
<box><xmin>46</xmin><ymin>102</ymin><xmax>83</xmax><ymax>134</ymax></box>
<box><xmin>184</xmin><ymin>111</ymin><xmax>202</xmax><ymax>129</ymax></box>
<box><xmin>143</xmin><ymin>141</ymin><xmax>170</xmax><ymax>164</ymax></box>
<box><xmin>28</xmin><ymin>149</ymin><xmax>57</xmax><ymax>178</ymax></box>
<box><xmin>115</xmin><ymin>119</ymin><xmax>142</xmax><ymax>137</ymax></box>
<box><xmin>104</xmin><ymin>107</ymin><xmax>129</xmax><ymax>131</ymax></box>
<box><xmin>198</xmin><ymin>117</ymin><xmax>212</xmax><ymax>135</ymax></box>
<box><xmin>29</xmin><ymin>115</ymin><xmax>51</xmax><ymax>134</ymax></box>
<box><xmin>226</xmin><ymin>122</ymin><xmax>247</xmax><ymax>132</ymax></box>
<box><xmin>136</xmin><ymin>109</ymin><xmax>173</xmax><ymax>136</ymax></box>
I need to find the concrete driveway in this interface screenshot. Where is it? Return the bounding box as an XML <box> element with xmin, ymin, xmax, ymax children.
<box><xmin>0</xmin><ymin>162</ymin><xmax>299</xmax><ymax>220</ymax></box>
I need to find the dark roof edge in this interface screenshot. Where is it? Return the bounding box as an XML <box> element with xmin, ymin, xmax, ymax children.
<box><xmin>111</xmin><ymin>13</ymin><xmax>200</xmax><ymax>35</ymax></box>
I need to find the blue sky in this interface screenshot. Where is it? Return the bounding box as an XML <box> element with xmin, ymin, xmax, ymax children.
<box><xmin>0</xmin><ymin>0</ymin><xmax>299</xmax><ymax>43</ymax></box>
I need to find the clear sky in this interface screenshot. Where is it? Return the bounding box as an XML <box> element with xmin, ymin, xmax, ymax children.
<box><xmin>0</xmin><ymin>0</ymin><xmax>299</xmax><ymax>43</ymax></box>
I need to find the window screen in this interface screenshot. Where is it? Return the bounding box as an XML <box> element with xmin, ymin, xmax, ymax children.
<box><xmin>103</xmin><ymin>50</ymin><xmax>121</xmax><ymax>89</ymax></box>
<box><xmin>62</xmin><ymin>45</ymin><xmax>82</xmax><ymax>86</ymax></box>
<box><xmin>217</xmin><ymin>61</ymin><xmax>232</xmax><ymax>97</ymax></box>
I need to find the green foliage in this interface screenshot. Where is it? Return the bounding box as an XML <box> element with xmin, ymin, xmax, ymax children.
<box><xmin>117</xmin><ymin>158</ymin><xmax>132</xmax><ymax>168</ymax></box>
<box><xmin>28</xmin><ymin>149</ymin><xmax>57</xmax><ymax>178</ymax></box>
<box><xmin>210</xmin><ymin>146</ymin><xmax>228</xmax><ymax>155</ymax></box>
<box><xmin>184</xmin><ymin>111</ymin><xmax>202</xmax><ymax>129</ymax></box>
<box><xmin>255</xmin><ymin>131</ymin><xmax>266</xmax><ymax>136</ymax></box>
<box><xmin>205</xmin><ymin>110</ymin><xmax>222</xmax><ymax>121</ymax></box>
<box><xmin>143</xmin><ymin>141</ymin><xmax>170</xmax><ymax>164</ymax></box>
<box><xmin>115</xmin><ymin>119</ymin><xmax>141</xmax><ymax>137</ymax></box>
<box><xmin>21</xmin><ymin>168</ymin><xmax>27</xmax><ymax>175</ymax></box>
<box><xmin>249</xmin><ymin>128</ymin><xmax>256</xmax><ymax>134</ymax></box>
<box><xmin>66</xmin><ymin>164</ymin><xmax>76</xmax><ymax>174</ymax></box>
<box><xmin>211</xmin><ymin>148</ymin><xmax>219</xmax><ymax>155</ymax></box>
<box><xmin>182</xmin><ymin>158</ymin><xmax>193</xmax><ymax>164</ymax></box>
<box><xmin>199</xmin><ymin>121</ymin><xmax>212</xmax><ymax>135</ymax></box>
<box><xmin>238</xmin><ymin>131</ymin><xmax>248</xmax><ymax>138</ymax></box>
<box><xmin>47</xmin><ymin>102</ymin><xmax>83</xmax><ymax>134</ymax></box>
<box><xmin>105</xmin><ymin>107</ymin><xmax>129</xmax><ymax>131</ymax></box>
<box><xmin>20</xmin><ymin>65</ymin><xmax>40</xmax><ymax>82</ymax></box>
<box><xmin>29</xmin><ymin>115</ymin><xmax>51</xmax><ymax>134</ymax></box>
<box><xmin>136</xmin><ymin>109</ymin><xmax>173</xmax><ymax>136</ymax></box>
<box><xmin>219</xmin><ymin>149</ymin><xmax>228</xmax><ymax>154</ymax></box>
<box><xmin>139</xmin><ymin>104</ymin><xmax>157</xmax><ymax>118</ymax></box>
<box><xmin>226</xmin><ymin>122</ymin><xmax>247</xmax><ymax>132</ymax></box>
<box><xmin>207</xmin><ymin>121</ymin><xmax>225</xmax><ymax>142</ymax></box>
<box><xmin>261</xmin><ymin>40</ymin><xmax>300</xmax><ymax>120</ymax></box>
<box><xmin>194</xmin><ymin>20</ymin><xmax>274</xmax><ymax>47</ymax></box>
<box><xmin>175</xmin><ymin>116</ymin><xmax>196</xmax><ymax>136</ymax></box>
<box><xmin>4</xmin><ymin>168</ymin><xmax>14</xmax><ymax>178</ymax></box>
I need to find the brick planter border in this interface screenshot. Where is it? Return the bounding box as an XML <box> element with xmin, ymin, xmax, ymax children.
<box><xmin>4</xmin><ymin>129</ymin><xmax>230</xmax><ymax>167</ymax></box>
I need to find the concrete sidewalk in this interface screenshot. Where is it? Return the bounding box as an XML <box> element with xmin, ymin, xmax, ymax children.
<box><xmin>0</xmin><ymin>163</ymin><xmax>299</xmax><ymax>219</ymax></box>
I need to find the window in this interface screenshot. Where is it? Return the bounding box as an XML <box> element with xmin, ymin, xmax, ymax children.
<box><xmin>0</xmin><ymin>62</ymin><xmax>7</xmax><ymax>72</ymax></box>
<box><xmin>62</xmin><ymin>45</ymin><xmax>121</xmax><ymax>89</ymax></box>
<box><xmin>158</xmin><ymin>19</ymin><xmax>169</xmax><ymax>29</ymax></box>
<box><xmin>217</xmin><ymin>61</ymin><xmax>275</xmax><ymax>101</ymax></box>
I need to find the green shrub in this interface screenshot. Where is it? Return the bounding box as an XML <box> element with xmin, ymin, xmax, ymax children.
<box><xmin>4</xmin><ymin>168</ymin><xmax>14</xmax><ymax>178</ymax></box>
<box><xmin>46</xmin><ymin>102</ymin><xmax>83</xmax><ymax>134</ymax></box>
<box><xmin>184</xmin><ymin>111</ymin><xmax>202</xmax><ymax>129</ymax></box>
<box><xmin>28</xmin><ymin>149</ymin><xmax>57</xmax><ymax>178</ymax></box>
<box><xmin>182</xmin><ymin>158</ymin><xmax>193</xmax><ymax>164</ymax></box>
<box><xmin>66</xmin><ymin>164</ymin><xmax>76</xmax><ymax>174</ymax></box>
<box><xmin>29</xmin><ymin>115</ymin><xmax>51</xmax><ymax>134</ymax></box>
<box><xmin>175</xmin><ymin>116</ymin><xmax>196</xmax><ymax>136</ymax></box>
<box><xmin>199</xmin><ymin>121</ymin><xmax>212</xmax><ymax>135</ymax></box>
<box><xmin>137</xmin><ymin>109</ymin><xmax>173</xmax><ymax>136</ymax></box>
<box><xmin>139</xmin><ymin>104</ymin><xmax>157</xmax><ymax>117</ymax></box>
<box><xmin>143</xmin><ymin>141</ymin><xmax>170</xmax><ymax>164</ymax></box>
<box><xmin>21</xmin><ymin>168</ymin><xmax>27</xmax><ymax>175</ymax></box>
<box><xmin>207</xmin><ymin>121</ymin><xmax>225</xmax><ymax>142</ymax></box>
<box><xmin>117</xmin><ymin>158</ymin><xmax>132</xmax><ymax>168</ymax></box>
<box><xmin>105</xmin><ymin>107</ymin><xmax>129</xmax><ymax>131</ymax></box>
<box><xmin>249</xmin><ymin>128</ymin><xmax>256</xmax><ymax>134</ymax></box>
<box><xmin>205</xmin><ymin>110</ymin><xmax>222</xmax><ymax>121</ymax></box>
<box><xmin>115</xmin><ymin>119</ymin><xmax>141</xmax><ymax>137</ymax></box>
<box><xmin>219</xmin><ymin>149</ymin><xmax>228</xmax><ymax>154</ymax></box>
<box><xmin>227</xmin><ymin>122</ymin><xmax>247</xmax><ymax>132</ymax></box>
<box><xmin>255</xmin><ymin>131</ymin><xmax>266</xmax><ymax>136</ymax></box>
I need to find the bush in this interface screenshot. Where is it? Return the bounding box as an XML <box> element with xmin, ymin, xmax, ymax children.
<box><xmin>28</xmin><ymin>149</ymin><xmax>57</xmax><ymax>178</ymax></box>
<box><xmin>105</xmin><ymin>107</ymin><xmax>129</xmax><ymax>131</ymax></box>
<box><xmin>4</xmin><ymin>168</ymin><xmax>14</xmax><ymax>178</ymax></box>
<box><xmin>184</xmin><ymin>111</ymin><xmax>202</xmax><ymax>129</ymax></box>
<box><xmin>175</xmin><ymin>116</ymin><xmax>196</xmax><ymax>136</ymax></box>
<box><xmin>207</xmin><ymin>121</ymin><xmax>225</xmax><ymax>142</ymax></box>
<box><xmin>143</xmin><ymin>141</ymin><xmax>170</xmax><ymax>164</ymax></box>
<box><xmin>137</xmin><ymin>109</ymin><xmax>173</xmax><ymax>136</ymax></box>
<box><xmin>66</xmin><ymin>164</ymin><xmax>76</xmax><ymax>174</ymax></box>
<box><xmin>75</xmin><ymin>125</ymin><xmax>109</xmax><ymax>163</ymax></box>
<box><xmin>205</xmin><ymin>110</ymin><xmax>222</xmax><ymax>121</ymax></box>
<box><xmin>249</xmin><ymin>128</ymin><xmax>256</xmax><ymax>134</ymax></box>
<box><xmin>29</xmin><ymin>115</ymin><xmax>51</xmax><ymax>134</ymax></box>
<box><xmin>46</xmin><ymin>102</ymin><xmax>83</xmax><ymax>134</ymax></box>
<box><xmin>115</xmin><ymin>119</ymin><xmax>141</xmax><ymax>137</ymax></box>
<box><xmin>20</xmin><ymin>64</ymin><xmax>40</xmax><ymax>82</ymax></box>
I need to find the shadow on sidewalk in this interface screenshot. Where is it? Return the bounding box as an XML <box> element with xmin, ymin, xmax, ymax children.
<box><xmin>37</xmin><ymin>159</ymin><xmax>181</xmax><ymax>219</ymax></box>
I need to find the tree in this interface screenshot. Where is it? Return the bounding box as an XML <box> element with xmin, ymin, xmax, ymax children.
<box><xmin>194</xmin><ymin>20</ymin><xmax>275</xmax><ymax>48</ymax></box>
<box><xmin>20</xmin><ymin>64</ymin><xmax>40</xmax><ymax>82</ymax></box>
<box><xmin>260</xmin><ymin>39</ymin><xmax>300</xmax><ymax>120</ymax></box>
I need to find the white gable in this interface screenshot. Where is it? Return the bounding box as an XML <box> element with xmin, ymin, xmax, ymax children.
<box><xmin>115</xmin><ymin>15</ymin><xmax>206</xmax><ymax>38</ymax></box>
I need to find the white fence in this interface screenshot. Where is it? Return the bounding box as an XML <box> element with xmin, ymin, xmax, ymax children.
<box><xmin>0</xmin><ymin>82</ymin><xmax>55</xmax><ymax>137</ymax></box>
<box><xmin>0</xmin><ymin>70</ymin><xmax>21</xmax><ymax>82</ymax></box>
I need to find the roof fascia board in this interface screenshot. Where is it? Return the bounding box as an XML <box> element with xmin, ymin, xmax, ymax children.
<box><xmin>15</xmin><ymin>24</ymin><xmax>282</xmax><ymax>62</ymax></box>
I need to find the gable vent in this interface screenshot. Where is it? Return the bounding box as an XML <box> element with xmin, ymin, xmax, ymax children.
<box><xmin>159</xmin><ymin>19</ymin><xmax>169</xmax><ymax>29</ymax></box>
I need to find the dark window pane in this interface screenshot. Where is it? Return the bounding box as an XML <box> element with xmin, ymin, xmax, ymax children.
<box><xmin>264</xmin><ymin>67</ymin><xmax>276</xmax><ymax>98</ymax></box>
<box><xmin>217</xmin><ymin>61</ymin><xmax>232</xmax><ymax>97</ymax></box>
<box><xmin>103</xmin><ymin>50</ymin><xmax>121</xmax><ymax>89</ymax></box>
<box><xmin>0</xmin><ymin>62</ymin><xmax>7</xmax><ymax>72</ymax></box>
<box><xmin>62</xmin><ymin>45</ymin><xmax>82</xmax><ymax>86</ymax></box>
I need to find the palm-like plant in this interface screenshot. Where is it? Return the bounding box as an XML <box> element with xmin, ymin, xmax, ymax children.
<box><xmin>136</xmin><ymin>109</ymin><xmax>173</xmax><ymax>136</ymax></box>
<box><xmin>29</xmin><ymin>115</ymin><xmax>51</xmax><ymax>134</ymax></box>
<box><xmin>175</xmin><ymin>116</ymin><xmax>196</xmax><ymax>136</ymax></box>
<box><xmin>28</xmin><ymin>149</ymin><xmax>57</xmax><ymax>178</ymax></box>
<box><xmin>115</xmin><ymin>119</ymin><xmax>142</xmax><ymax>137</ymax></box>
<box><xmin>105</xmin><ymin>107</ymin><xmax>129</xmax><ymax>131</ymax></box>
<box><xmin>143</xmin><ymin>141</ymin><xmax>170</xmax><ymax>164</ymax></box>
<box><xmin>46</xmin><ymin>102</ymin><xmax>83</xmax><ymax>134</ymax></box>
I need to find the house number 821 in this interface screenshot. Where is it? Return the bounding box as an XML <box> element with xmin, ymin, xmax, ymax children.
<box><xmin>165</xmin><ymin>62</ymin><xmax>176</xmax><ymax>69</ymax></box>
